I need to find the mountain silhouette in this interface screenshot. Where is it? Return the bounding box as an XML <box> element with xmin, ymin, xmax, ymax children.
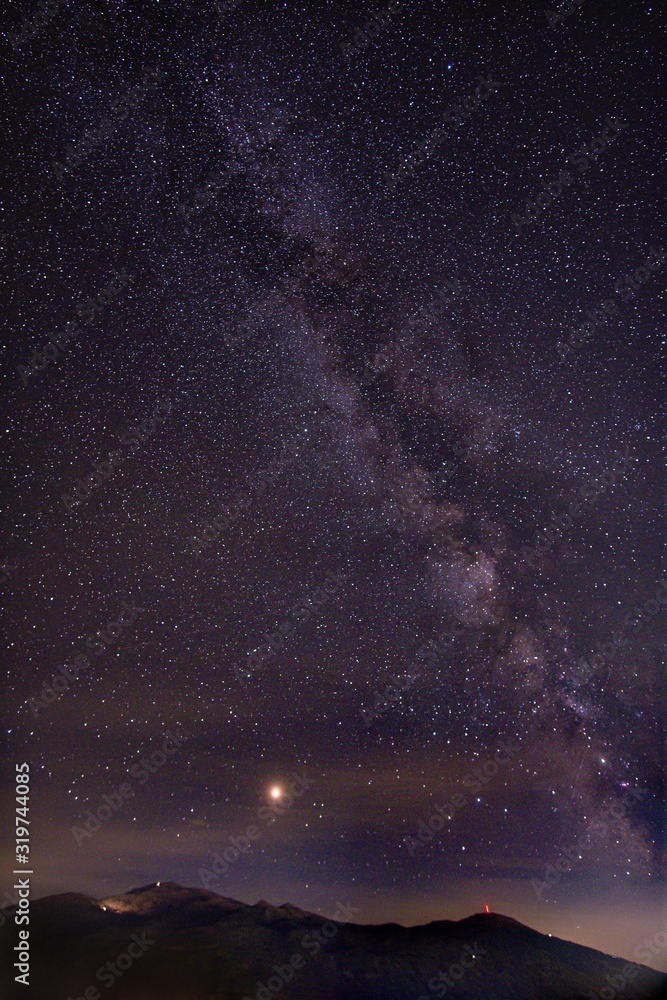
<box><xmin>1</xmin><ymin>881</ymin><xmax>665</xmax><ymax>999</ymax></box>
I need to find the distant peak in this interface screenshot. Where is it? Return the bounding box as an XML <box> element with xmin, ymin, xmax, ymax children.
<box><xmin>98</xmin><ymin>882</ymin><xmax>241</xmax><ymax>915</ymax></box>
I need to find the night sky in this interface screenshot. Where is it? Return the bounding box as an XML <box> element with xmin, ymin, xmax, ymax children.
<box><xmin>1</xmin><ymin>0</ymin><xmax>665</xmax><ymax>973</ymax></box>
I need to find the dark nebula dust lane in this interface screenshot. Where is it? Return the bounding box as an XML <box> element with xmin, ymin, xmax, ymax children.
<box><xmin>0</xmin><ymin>0</ymin><xmax>664</xmax><ymax>974</ymax></box>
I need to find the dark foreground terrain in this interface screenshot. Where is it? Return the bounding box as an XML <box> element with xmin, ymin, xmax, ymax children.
<box><xmin>1</xmin><ymin>882</ymin><xmax>665</xmax><ymax>999</ymax></box>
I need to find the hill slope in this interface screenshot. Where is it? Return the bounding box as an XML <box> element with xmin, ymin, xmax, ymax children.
<box><xmin>1</xmin><ymin>882</ymin><xmax>665</xmax><ymax>999</ymax></box>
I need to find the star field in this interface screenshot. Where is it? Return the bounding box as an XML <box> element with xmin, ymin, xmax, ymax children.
<box><xmin>0</xmin><ymin>0</ymin><xmax>664</xmax><ymax>970</ymax></box>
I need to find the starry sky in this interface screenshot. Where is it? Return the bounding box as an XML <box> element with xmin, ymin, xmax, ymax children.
<box><xmin>1</xmin><ymin>0</ymin><xmax>665</xmax><ymax>972</ymax></box>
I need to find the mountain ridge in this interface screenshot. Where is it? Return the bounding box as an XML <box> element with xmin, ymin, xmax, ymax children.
<box><xmin>2</xmin><ymin>881</ymin><xmax>665</xmax><ymax>999</ymax></box>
